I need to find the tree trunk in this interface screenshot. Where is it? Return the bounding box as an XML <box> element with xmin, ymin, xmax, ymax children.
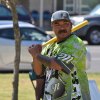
<box><xmin>8</xmin><ymin>0</ymin><xmax>21</xmax><ymax>100</ymax></box>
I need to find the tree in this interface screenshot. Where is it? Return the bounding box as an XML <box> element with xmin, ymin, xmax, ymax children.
<box><xmin>0</xmin><ymin>0</ymin><xmax>21</xmax><ymax>100</ymax></box>
<box><xmin>9</xmin><ymin>0</ymin><xmax>21</xmax><ymax>100</ymax></box>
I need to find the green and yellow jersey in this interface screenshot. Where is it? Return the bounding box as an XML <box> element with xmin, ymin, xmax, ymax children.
<box><xmin>42</xmin><ymin>34</ymin><xmax>91</xmax><ymax>100</ymax></box>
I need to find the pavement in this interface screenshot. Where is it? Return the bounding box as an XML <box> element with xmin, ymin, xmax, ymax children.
<box><xmin>0</xmin><ymin>62</ymin><xmax>32</xmax><ymax>73</ymax></box>
<box><xmin>0</xmin><ymin>60</ymin><xmax>99</xmax><ymax>73</ymax></box>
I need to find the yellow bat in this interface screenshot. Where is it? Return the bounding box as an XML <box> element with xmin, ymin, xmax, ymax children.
<box><xmin>42</xmin><ymin>20</ymin><xmax>89</xmax><ymax>47</ymax></box>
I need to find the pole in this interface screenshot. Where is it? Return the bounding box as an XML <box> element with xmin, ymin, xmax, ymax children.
<box><xmin>63</xmin><ymin>0</ymin><xmax>66</xmax><ymax>10</ymax></box>
<box><xmin>79</xmin><ymin>0</ymin><xmax>82</xmax><ymax>14</ymax></box>
<box><xmin>54</xmin><ymin>0</ymin><xmax>57</xmax><ymax>12</ymax></box>
<box><xmin>39</xmin><ymin>0</ymin><xmax>43</xmax><ymax>28</ymax></box>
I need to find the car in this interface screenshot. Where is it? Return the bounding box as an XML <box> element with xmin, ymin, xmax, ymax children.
<box><xmin>0</xmin><ymin>21</ymin><xmax>51</xmax><ymax>70</ymax></box>
<box><xmin>71</xmin><ymin>4</ymin><xmax>100</xmax><ymax>45</ymax></box>
<box><xmin>0</xmin><ymin>4</ymin><xmax>34</xmax><ymax>24</ymax></box>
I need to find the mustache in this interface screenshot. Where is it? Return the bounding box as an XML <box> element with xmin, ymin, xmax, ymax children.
<box><xmin>58</xmin><ymin>30</ymin><xmax>67</xmax><ymax>34</ymax></box>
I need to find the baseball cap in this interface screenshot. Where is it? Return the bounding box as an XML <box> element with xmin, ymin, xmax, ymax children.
<box><xmin>51</xmin><ymin>10</ymin><xmax>71</xmax><ymax>22</ymax></box>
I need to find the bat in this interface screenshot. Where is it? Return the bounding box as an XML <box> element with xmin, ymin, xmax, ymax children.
<box><xmin>42</xmin><ymin>20</ymin><xmax>89</xmax><ymax>47</ymax></box>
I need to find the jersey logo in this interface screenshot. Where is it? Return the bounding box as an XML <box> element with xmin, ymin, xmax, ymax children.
<box><xmin>57</xmin><ymin>53</ymin><xmax>73</xmax><ymax>63</ymax></box>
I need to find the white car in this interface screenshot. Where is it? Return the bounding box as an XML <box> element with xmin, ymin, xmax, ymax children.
<box><xmin>0</xmin><ymin>21</ymin><xmax>51</xmax><ymax>71</ymax></box>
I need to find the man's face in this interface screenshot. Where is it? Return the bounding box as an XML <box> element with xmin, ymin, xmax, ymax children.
<box><xmin>51</xmin><ymin>19</ymin><xmax>72</xmax><ymax>42</ymax></box>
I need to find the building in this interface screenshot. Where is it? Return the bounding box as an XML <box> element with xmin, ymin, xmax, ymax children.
<box><xmin>19</xmin><ymin>0</ymin><xmax>90</xmax><ymax>30</ymax></box>
<box><xmin>20</xmin><ymin>0</ymin><xmax>90</xmax><ymax>15</ymax></box>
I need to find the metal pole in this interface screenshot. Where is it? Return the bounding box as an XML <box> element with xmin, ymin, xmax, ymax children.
<box><xmin>76</xmin><ymin>0</ymin><xmax>78</xmax><ymax>14</ymax></box>
<box><xmin>79</xmin><ymin>0</ymin><xmax>82</xmax><ymax>14</ymax></box>
<box><xmin>73</xmin><ymin>0</ymin><xmax>76</xmax><ymax>14</ymax></box>
<box><xmin>39</xmin><ymin>0</ymin><xmax>43</xmax><ymax>28</ymax></box>
<box><xmin>63</xmin><ymin>0</ymin><xmax>66</xmax><ymax>10</ymax></box>
<box><xmin>54</xmin><ymin>0</ymin><xmax>57</xmax><ymax>12</ymax></box>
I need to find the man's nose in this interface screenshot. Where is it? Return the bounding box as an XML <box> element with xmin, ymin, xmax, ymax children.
<box><xmin>59</xmin><ymin>25</ymin><xmax>65</xmax><ymax>30</ymax></box>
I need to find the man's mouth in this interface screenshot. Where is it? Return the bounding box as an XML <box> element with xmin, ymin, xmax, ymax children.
<box><xmin>58</xmin><ymin>30</ymin><xmax>67</xmax><ymax>34</ymax></box>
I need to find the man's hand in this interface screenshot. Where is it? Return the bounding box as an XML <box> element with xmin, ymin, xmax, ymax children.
<box><xmin>28</xmin><ymin>44</ymin><xmax>42</xmax><ymax>58</ymax></box>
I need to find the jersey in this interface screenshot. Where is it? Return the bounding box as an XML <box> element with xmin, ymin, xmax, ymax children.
<box><xmin>42</xmin><ymin>34</ymin><xmax>91</xmax><ymax>100</ymax></box>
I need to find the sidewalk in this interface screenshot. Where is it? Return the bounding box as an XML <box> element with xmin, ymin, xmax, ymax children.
<box><xmin>0</xmin><ymin>63</ymin><xmax>32</xmax><ymax>73</ymax></box>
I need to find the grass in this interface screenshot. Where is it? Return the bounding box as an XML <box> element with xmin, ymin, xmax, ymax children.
<box><xmin>0</xmin><ymin>73</ymin><xmax>100</xmax><ymax>100</ymax></box>
<box><xmin>0</xmin><ymin>74</ymin><xmax>35</xmax><ymax>100</ymax></box>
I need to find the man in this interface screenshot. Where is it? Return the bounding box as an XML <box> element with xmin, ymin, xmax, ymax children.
<box><xmin>28</xmin><ymin>10</ymin><xmax>91</xmax><ymax>100</ymax></box>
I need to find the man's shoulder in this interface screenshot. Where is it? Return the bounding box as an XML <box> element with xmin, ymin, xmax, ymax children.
<box><xmin>63</xmin><ymin>34</ymin><xmax>84</xmax><ymax>46</ymax></box>
<box><xmin>70</xmin><ymin>34</ymin><xmax>83</xmax><ymax>41</ymax></box>
<box><xmin>62</xmin><ymin>34</ymin><xmax>86</xmax><ymax>52</ymax></box>
<box><xmin>71</xmin><ymin>35</ymin><xmax>85</xmax><ymax>45</ymax></box>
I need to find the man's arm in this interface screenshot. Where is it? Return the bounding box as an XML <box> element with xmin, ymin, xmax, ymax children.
<box><xmin>28</xmin><ymin>44</ymin><xmax>61</xmax><ymax>75</ymax></box>
<box><xmin>28</xmin><ymin>44</ymin><xmax>43</xmax><ymax>75</ymax></box>
<box><xmin>32</xmin><ymin>57</ymin><xmax>43</xmax><ymax>75</ymax></box>
<box><xmin>36</xmin><ymin>54</ymin><xmax>62</xmax><ymax>71</ymax></box>
<box><xmin>36</xmin><ymin>54</ymin><xmax>74</xmax><ymax>74</ymax></box>
<box><xmin>28</xmin><ymin>44</ymin><xmax>74</xmax><ymax>75</ymax></box>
